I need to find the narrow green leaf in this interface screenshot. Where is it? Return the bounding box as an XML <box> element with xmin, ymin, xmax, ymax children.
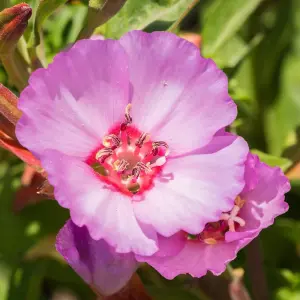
<box><xmin>265</xmin><ymin>55</ymin><xmax>300</xmax><ymax>156</ymax></box>
<box><xmin>29</xmin><ymin>0</ymin><xmax>68</xmax><ymax>47</ymax></box>
<box><xmin>201</xmin><ymin>0</ymin><xmax>263</xmax><ymax>57</ymax></box>
<box><xmin>264</xmin><ymin>0</ymin><xmax>300</xmax><ymax>155</ymax></box>
<box><xmin>212</xmin><ymin>33</ymin><xmax>263</xmax><ymax>69</ymax></box>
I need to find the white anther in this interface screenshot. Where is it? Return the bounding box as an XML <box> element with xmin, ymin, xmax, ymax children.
<box><xmin>150</xmin><ymin>156</ymin><xmax>167</xmax><ymax>167</ymax></box>
<box><xmin>103</xmin><ymin>134</ymin><xmax>121</xmax><ymax>148</ymax></box>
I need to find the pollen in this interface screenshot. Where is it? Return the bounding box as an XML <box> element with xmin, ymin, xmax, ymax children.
<box><xmin>89</xmin><ymin>104</ymin><xmax>169</xmax><ymax>196</ymax></box>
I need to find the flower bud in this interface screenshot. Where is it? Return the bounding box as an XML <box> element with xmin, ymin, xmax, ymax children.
<box><xmin>0</xmin><ymin>3</ymin><xmax>32</xmax><ymax>54</ymax></box>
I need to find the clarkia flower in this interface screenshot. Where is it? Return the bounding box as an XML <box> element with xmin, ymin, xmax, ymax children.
<box><xmin>137</xmin><ymin>153</ymin><xmax>290</xmax><ymax>279</ymax></box>
<box><xmin>16</xmin><ymin>30</ymin><xmax>248</xmax><ymax>255</ymax></box>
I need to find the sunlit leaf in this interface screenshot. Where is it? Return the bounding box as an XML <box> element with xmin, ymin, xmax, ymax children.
<box><xmin>251</xmin><ymin>149</ymin><xmax>292</xmax><ymax>172</ymax></box>
<box><xmin>201</xmin><ymin>0</ymin><xmax>263</xmax><ymax>57</ymax></box>
<box><xmin>97</xmin><ymin>0</ymin><xmax>195</xmax><ymax>38</ymax></box>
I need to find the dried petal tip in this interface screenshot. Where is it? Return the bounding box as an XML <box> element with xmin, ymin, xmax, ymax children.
<box><xmin>0</xmin><ymin>3</ymin><xmax>32</xmax><ymax>54</ymax></box>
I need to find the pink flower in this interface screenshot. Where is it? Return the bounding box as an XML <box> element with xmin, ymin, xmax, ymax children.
<box><xmin>137</xmin><ymin>154</ymin><xmax>290</xmax><ymax>279</ymax></box>
<box><xmin>56</xmin><ymin>220</ymin><xmax>138</xmax><ymax>296</ymax></box>
<box><xmin>16</xmin><ymin>30</ymin><xmax>248</xmax><ymax>256</ymax></box>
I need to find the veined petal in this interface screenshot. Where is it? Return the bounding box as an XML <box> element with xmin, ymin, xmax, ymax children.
<box><xmin>120</xmin><ymin>31</ymin><xmax>236</xmax><ymax>155</ymax></box>
<box><xmin>134</xmin><ymin>135</ymin><xmax>248</xmax><ymax>236</ymax></box>
<box><xmin>138</xmin><ymin>239</ymin><xmax>239</xmax><ymax>280</ymax></box>
<box><xmin>226</xmin><ymin>154</ymin><xmax>290</xmax><ymax>243</ymax></box>
<box><xmin>42</xmin><ymin>150</ymin><xmax>158</xmax><ymax>256</ymax></box>
<box><xmin>56</xmin><ymin>220</ymin><xmax>138</xmax><ymax>296</ymax></box>
<box><xmin>16</xmin><ymin>39</ymin><xmax>129</xmax><ymax>160</ymax></box>
<box><xmin>142</xmin><ymin>154</ymin><xmax>290</xmax><ymax>280</ymax></box>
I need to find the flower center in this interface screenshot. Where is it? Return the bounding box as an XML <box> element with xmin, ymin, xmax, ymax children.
<box><xmin>188</xmin><ymin>196</ymin><xmax>246</xmax><ymax>245</ymax></box>
<box><xmin>87</xmin><ymin>104</ymin><xmax>169</xmax><ymax>196</ymax></box>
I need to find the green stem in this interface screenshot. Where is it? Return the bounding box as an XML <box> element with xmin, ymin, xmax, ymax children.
<box><xmin>246</xmin><ymin>238</ymin><xmax>269</xmax><ymax>300</ymax></box>
<box><xmin>168</xmin><ymin>0</ymin><xmax>200</xmax><ymax>33</ymax></box>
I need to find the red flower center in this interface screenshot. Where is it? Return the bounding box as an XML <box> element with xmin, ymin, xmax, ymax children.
<box><xmin>87</xmin><ymin>105</ymin><xmax>169</xmax><ymax>196</ymax></box>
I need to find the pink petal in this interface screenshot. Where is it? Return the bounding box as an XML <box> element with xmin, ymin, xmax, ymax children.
<box><xmin>120</xmin><ymin>31</ymin><xmax>236</xmax><ymax>155</ymax></box>
<box><xmin>56</xmin><ymin>220</ymin><xmax>138</xmax><ymax>296</ymax></box>
<box><xmin>226</xmin><ymin>154</ymin><xmax>290</xmax><ymax>243</ymax></box>
<box><xmin>137</xmin><ymin>231</ymin><xmax>186</xmax><ymax>261</ymax></box>
<box><xmin>16</xmin><ymin>39</ymin><xmax>129</xmax><ymax>160</ymax></box>
<box><xmin>42</xmin><ymin>150</ymin><xmax>158</xmax><ymax>256</ymax></box>
<box><xmin>133</xmin><ymin>135</ymin><xmax>248</xmax><ymax>236</ymax></box>
<box><xmin>142</xmin><ymin>155</ymin><xmax>290</xmax><ymax>280</ymax></box>
<box><xmin>140</xmin><ymin>239</ymin><xmax>239</xmax><ymax>280</ymax></box>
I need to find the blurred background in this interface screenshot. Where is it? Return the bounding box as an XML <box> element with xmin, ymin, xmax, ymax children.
<box><xmin>0</xmin><ymin>0</ymin><xmax>300</xmax><ymax>299</ymax></box>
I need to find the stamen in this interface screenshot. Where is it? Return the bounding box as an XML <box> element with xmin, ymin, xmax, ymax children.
<box><xmin>131</xmin><ymin>166</ymin><xmax>141</xmax><ymax>181</ymax></box>
<box><xmin>125</xmin><ymin>103</ymin><xmax>132</xmax><ymax>124</ymax></box>
<box><xmin>131</xmin><ymin>162</ymin><xmax>152</xmax><ymax>182</ymax></box>
<box><xmin>90</xmin><ymin>104</ymin><xmax>169</xmax><ymax>195</ymax></box>
<box><xmin>136</xmin><ymin>132</ymin><xmax>150</xmax><ymax>148</ymax></box>
<box><xmin>113</xmin><ymin>159</ymin><xmax>129</xmax><ymax>173</ymax></box>
<box><xmin>103</xmin><ymin>134</ymin><xmax>121</xmax><ymax>149</ymax></box>
<box><xmin>95</xmin><ymin>148</ymin><xmax>114</xmax><ymax>163</ymax></box>
<box><xmin>137</xmin><ymin>162</ymin><xmax>152</xmax><ymax>174</ymax></box>
<box><xmin>121</xmin><ymin>104</ymin><xmax>133</xmax><ymax>131</ymax></box>
<box><xmin>235</xmin><ymin>195</ymin><xmax>245</xmax><ymax>208</ymax></box>
<box><xmin>203</xmin><ymin>238</ymin><xmax>218</xmax><ymax>245</ymax></box>
<box><xmin>150</xmin><ymin>156</ymin><xmax>167</xmax><ymax>167</ymax></box>
<box><xmin>152</xmin><ymin>141</ymin><xmax>170</xmax><ymax>156</ymax></box>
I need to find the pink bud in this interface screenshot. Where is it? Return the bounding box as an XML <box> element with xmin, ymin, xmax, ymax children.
<box><xmin>0</xmin><ymin>3</ymin><xmax>32</xmax><ymax>53</ymax></box>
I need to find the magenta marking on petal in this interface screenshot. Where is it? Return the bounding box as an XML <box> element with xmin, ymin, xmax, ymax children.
<box><xmin>86</xmin><ymin>106</ymin><xmax>169</xmax><ymax>197</ymax></box>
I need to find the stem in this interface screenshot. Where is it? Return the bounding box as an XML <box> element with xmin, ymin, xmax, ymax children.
<box><xmin>95</xmin><ymin>273</ymin><xmax>152</xmax><ymax>300</ymax></box>
<box><xmin>168</xmin><ymin>0</ymin><xmax>200</xmax><ymax>33</ymax></box>
<box><xmin>246</xmin><ymin>238</ymin><xmax>269</xmax><ymax>300</ymax></box>
<box><xmin>196</xmin><ymin>273</ymin><xmax>231</xmax><ymax>300</ymax></box>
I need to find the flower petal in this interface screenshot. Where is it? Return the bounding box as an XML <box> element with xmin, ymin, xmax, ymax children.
<box><xmin>141</xmin><ymin>154</ymin><xmax>290</xmax><ymax>280</ymax></box>
<box><xmin>120</xmin><ymin>30</ymin><xmax>236</xmax><ymax>155</ymax></box>
<box><xmin>42</xmin><ymin>150</ymin><xmax>158</xmax><ymax>256</ymax></box>
<box><xmin>226</xmin><ymin>154</ymin><xmax>290</xmax><ymax>243</ymax></box>
<box><xmin>134</xmin><ymin>135</ymin><xmax>248</xmax><ymax>236</ymax></box>
<box><xmin>16</xmin><ymin>39</ymin><xmax>129</xmax><ymax>160</ymax></box>
<box><xmin>139</xmin><ymin>239</ymin><xmax>238</xmax><ymax>280</ymax></box>
<box><xmin>56</xmin><ymin>220</ymin><xmax>138</xmax><ymax>296</ymax></box>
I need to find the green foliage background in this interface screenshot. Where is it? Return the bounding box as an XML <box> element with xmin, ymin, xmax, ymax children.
<box><xmin>1</xmin><ymin>0</ymin><xmax>300</xmax><ymax>299</ymax></box>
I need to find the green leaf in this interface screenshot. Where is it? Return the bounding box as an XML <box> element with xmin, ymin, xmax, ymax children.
<box><xmin>7</xmin><ymin>260</ymin><xmax>47</xmax><ymax>300</ymax></box>
<box><xmin>44</xmin><ymin>4</ymin><xmax>87</xmax><ymax>53</ymax></box>
<box><xmin>265</xmin><ymin>55</ymin><xmax>300</xmax><ymax>155</ymax></box>
<box><xmin>29</xmin><ymin>0</ymin><xmax>68</xmax><ymax>47</ymax></box>
<box><xmin>251</xmin><ymin>149</ymin><xmax>292</xmax><ymax>171</ymax></box>
<box><xmin>0</xmin><ymin>261</ymin><xmax>11</xmax><ymax>300</ymax></box>
<box><xmin>212</xmin><ymin>33</ymin><xmax>263</xmax><ymax>69</ymax></box>
<box><xmin>97</xmin><ymin>0</ymin><xmax>195</xmax><ymax>38</ymax></box>
<box><xmin>264</xmin><ymin>0</ymin><xmax>300</xmax><ymax>155</ymax></box>
<box><xmin>201</xmin><ymin>0</ymin><xmax>263</xmax><ymax>58</ymax></box>
<box><xmin>78</xmin><ymin>0</ymin><xmax>127</xmax><ymax>39</ymax></box>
